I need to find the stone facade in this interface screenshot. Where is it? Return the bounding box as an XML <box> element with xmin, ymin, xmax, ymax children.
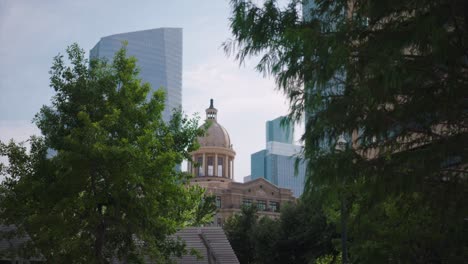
<box><xmin>190</xmin><ymin>177</ymin><xmax>295</xmax><ymax>225</ymax></box>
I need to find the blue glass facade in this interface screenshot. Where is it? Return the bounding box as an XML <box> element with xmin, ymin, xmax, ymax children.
<box><xmin>266</xmin><ymin>116</ymin><xmax>293</xmax><ymax>144</ymax></box>
<box><xmin>250</xmin><ymin>117</ymin><xmax>306</xmax><ymax>197</ymax></box>
<box><xmin>90</xmin><ymin>28</ymin><xmax>182</xmax><ymax>122</ymax></box>
<box><xmin>251</xmin><ymin>149</ymin><xmax>267</xmax><ymax>181</ymax></box>
<box><xmin>268</xmin><ymin>154</ymin><xmax>306</xmax><ymax>198</ymax></box>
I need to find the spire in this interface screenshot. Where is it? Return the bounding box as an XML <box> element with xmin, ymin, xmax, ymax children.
<box><xmin>206</xmin><ymin>98</ymin><xmax>218</xmax><ymax>121</ymax></box>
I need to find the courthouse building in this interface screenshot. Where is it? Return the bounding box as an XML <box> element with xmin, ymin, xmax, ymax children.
<box><xmin>187</xmin><ymin>100</ymin><xmax>296</xmax><ymax>226</ymax></box>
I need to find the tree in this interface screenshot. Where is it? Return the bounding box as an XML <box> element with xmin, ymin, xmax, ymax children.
<box><xmin>224</xmin><ymin>199</ymin><xmax>338</xmax><ymax>264</ymax></box>
<box><xmin>225</xmin><ymin>0</ymin><xmax>468</xmax><ymax>262</ymax></box>
<box><xmin>0</xmin><ymin>44</ymin><xmax>215</xmax><ymax>263</ymax></box>
<box><xmin>224</xmin><ymin>206</ymin><xmax>258</xmax><ymax>264</ymax></box>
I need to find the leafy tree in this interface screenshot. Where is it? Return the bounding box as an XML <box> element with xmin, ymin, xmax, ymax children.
<box><xmin>275</xmin><ymin>198</ymin><xmax>338</xmax><ymax>264</ymax></box>
<box><xmin>224</xmin><ymin>199</ymin><xmax>338</xmax><ymax>264</ymax></box>
<box><xmin>251</xmin><ymin>215</ymin><xmax>280</xmax><ymax>264</ymax></box>
<box><xmin>0</xmin><ymin>44</ymin><xmax>214</xmax><ymax>263</ymax></box>
<box><xmin>225</xmin><ymin>0</ymin><xmax>468</xmax><ymax>262</ymax></box>
<box><xmin>224</xmin><ymin>206</ymin><xmax>258</xmax><ymax>264</ymax></box>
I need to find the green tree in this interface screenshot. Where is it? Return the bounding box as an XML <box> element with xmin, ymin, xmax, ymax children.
<box><xmin>251</xmin><ymin>215</ymin><xmax>280</xmax><ymax>264</ymax></box>
<box><xmin>224</xmin><ymin>199</ymin><xmax>337</xmax><ymax>264</ymax></box>
<box><xmin>226</xmin><ymin>0</ymin><xmax>468</xmax><ymax>262</ymax></box>
<box><xmin>224</xmin><ymin>206</ymin><xmax>258</xmax><ymax>264</ymax></box>
<box><xmin>275</xmin><ymin>198</ymin><xmax>338</xmax><ymax>264</ymax></box>
<box><xmin>0</xmin><ymin>44</ymin><xmax>214</xmax><ymax>263</ymax></box>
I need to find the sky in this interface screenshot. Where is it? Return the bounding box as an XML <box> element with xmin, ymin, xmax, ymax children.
<box><xmin>0</xmin><ymin>0</ymin><xmax>301</xmax><ymax>182</ymax></box>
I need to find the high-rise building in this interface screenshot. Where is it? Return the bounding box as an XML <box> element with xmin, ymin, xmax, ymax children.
<box><xmin>250</xmin><ymin>117</ymin><xmax>306</xmax><ymax>197</ymax></box>
<box><xmin>90</xmin><ymin>28</ymin><xmax>182</xmax><ymax>122</ymax></box>
<box><xmin>266</xmin><ymin>116</ymin><xmax>293</xmax><ymax>144</ymax></box>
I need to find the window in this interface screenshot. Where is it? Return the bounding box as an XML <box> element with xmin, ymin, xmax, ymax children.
<box><xmin>197</xmin><ymin>157</ymin><xmax>204</xmax><ymax>176</ymax></box>
<box><xmin>217</xmin><ymin>157</ymin><xmax>224</xmax><ymax>176</ymax></box>
<box><xmin>269</xmin><ymin>201</ymin><xmax>279</xmax><ymax>212</ymax></box>
<box><xmin>216</xmin><ymin>196</ymin><xmax>222</xmax><ymax>208</ymax></box>
<box><xmin>243</xmin><ymin>199</ymin><xmax>252</xmax><ymax>207</ymax></box>
<box><xmin>207</xmin><ymin>156</ymin><xmax>214</xmax><ymax>176</ymax></box>
<box><xmin>257</xmin><ymin>200</ymin><xmax>266</xmax><ymax>211</ymax></box>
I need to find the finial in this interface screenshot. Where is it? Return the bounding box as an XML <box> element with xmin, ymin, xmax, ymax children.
<box><xmin>206</xmin><ymin>98</ymin><xmax>218</xmax><ymax>120</ymax></box>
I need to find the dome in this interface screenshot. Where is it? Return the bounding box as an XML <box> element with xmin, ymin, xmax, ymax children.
<box><xmin>188</xmin><ymin>99</ymin><xmax>235</xmax><ymax>180</ymax></box>
<box><xmin>197</xmin><ymin>99</ymin><xmax>232</xmax><ymax>148</ymax></box>
<box><xmin>198</xmin><ymin>121</ymin><xmax>231</xmax><ymax>148</ymax></box>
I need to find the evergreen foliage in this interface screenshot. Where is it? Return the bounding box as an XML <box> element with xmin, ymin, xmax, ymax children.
<box><xmin>226</xmin><ymin>0</ymin><xmax>468</xmax><ymax>262</ymax></box>
<box><xmin>0</xmin><ymin>44</ymin><xmax>215</xmax><ymax>263</ymax></box>
<box><xmin>224</xmin><ymin>200</ymin><xmax>338</xmax><ymax>264</ymax></box>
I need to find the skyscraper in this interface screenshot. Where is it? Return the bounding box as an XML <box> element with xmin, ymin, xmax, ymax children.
<box><xmin>90</xmin><ymin>28</ymin><xmax>182</xmax><ymax>122</ymax></box>
<box><xmin>250</xmin><ymin>117</ymin><xmax>306</xmax><ymax>197</ymax></box>
<box><xmin>266</xmin><ymin>116</ymin><xmax>293</xmax><ymax>144</ymax></box>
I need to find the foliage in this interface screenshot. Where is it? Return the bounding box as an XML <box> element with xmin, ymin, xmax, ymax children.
<box><xmin>226</xmin><ymin>0</ymin><xmax>468</xmax><ymax>263</ymax></box>
<box><xmin>0</xmin><ymin>44</ymin><xmax>215</xmax><ymax>263</ymax></box>
<box><xmin>274</xmin><ymin>198</ymin><xmax>338</xmax><ymax>264</ymax></box>
<box><xmin>314</xmin><ymin>254</ymin><xmax>341</xmax><ymax>264</ymax></box>
<box><xmin>224</xmin><ymin>199</ymin><xmax>338</xmax><ymax>264</ymax></box>
<box><xmin>192</xmin><ymin>194</ymin><xmax>218</xmax><ymax>226</ymax></box>
<box><xmin>224</xmin><ymin>205</ymin><xmax>258</xmax><ymax>264</ymax></box>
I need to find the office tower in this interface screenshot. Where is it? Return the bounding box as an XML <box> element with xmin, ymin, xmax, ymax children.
<box><xmin>266</xmin><ymin>116</ymin><xmax>293</xmax><ymax>144</ymax></box>
<box><xmin>250</xmin><ymin>117</ymin><xmax>306</xmax><ymax>197</ymax></box>
<box><xmin>90</xmin><ymin>28</ymin><xmax>182</xmax><ymax>122</ymax></box>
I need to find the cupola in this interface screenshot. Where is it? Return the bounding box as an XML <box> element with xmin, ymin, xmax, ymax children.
<box><xmin>188</xmin><ymin>99</ymin><xmax>236</xmax><ymax>180</ymax></box>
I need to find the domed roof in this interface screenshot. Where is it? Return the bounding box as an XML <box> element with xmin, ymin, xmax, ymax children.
<box><xmin>198</xmin><ymin>121</ymin><xmax>231</xmax><ymax>148</ymax></box>
<box><xmin>197</xmin><ymin>99</ymin><xmax>232</xmax><ymax>148</ymax></box>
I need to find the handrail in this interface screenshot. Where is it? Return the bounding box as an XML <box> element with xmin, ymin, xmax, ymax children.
<box><xmin>199</xmin><ymin>231</ymin><xmax>219</xmax><ymax>264</ymax></box>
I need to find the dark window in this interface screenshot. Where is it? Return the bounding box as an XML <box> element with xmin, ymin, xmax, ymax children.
<box><xmin>217</xmin><ymin>157</ymin><xmax>224</xmax><ymax>176</ymax></box>
<box><xmin>216</xmin><ymin>196</ymin><xmax>222</xmax><ymax>208</ymax></box>
<box><xmin>197</xmin><ymin>157</ymin><xmax>203</xmax><ymax>176</ymax></box>
<box><xmin>207</xmin><ymin>156</ymin><xmax>214</xmax><ymax>176</ymax></box>
<box><xmin>257</xmin><ymin>200</ymin><xmax>266</xmax><ymax>211</ymax></box>
<box><xmin>269</xmin><ymin>201</ymin><xmax>279</xmax><ymax>212</ymax></box>
<box><xmin>243</xmin><ymin>199</ymin><xmax>252</xmax><ymax>207</ymax></box>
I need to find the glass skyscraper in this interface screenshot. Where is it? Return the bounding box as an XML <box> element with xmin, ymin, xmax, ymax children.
<box><xmin>250</xmin><ymin>117</ymin><xmax>306</xmax><ymax>197</ymax></box>
<box><xmin>266</xmin><ymin>116</ymin><xmax>293</xmax><ymax>144</ymax></box>
<box><xmin>90</xmin><ymin>28</ymin><xmax>182</xmax><ymax>122</ymax></box>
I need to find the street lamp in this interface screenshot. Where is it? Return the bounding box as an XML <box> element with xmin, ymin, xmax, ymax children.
<box><xmin>335</xmin><ymin>134</ymin><xmax>348</xmax><ymax>264</ymax></box>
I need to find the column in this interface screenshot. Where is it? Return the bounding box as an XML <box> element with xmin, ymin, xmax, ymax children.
<box><xmin>224</xmin><ymin>156</ymin><xmax>228</xmax><ymax>179</ymax></box>
<box><xmin>232</xmin><ymin>160</ymin><xmax>234</xmax><ymax>179</ymax></box>
<box><xmin>214</xmin><ymin>153</ymin><xmax>218</xmax><ymax>177</ymax></box>
<box><xmin>202</xmin><ymin>153</ymin><xmax>206</xmax><ymax>176</ymax></box>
